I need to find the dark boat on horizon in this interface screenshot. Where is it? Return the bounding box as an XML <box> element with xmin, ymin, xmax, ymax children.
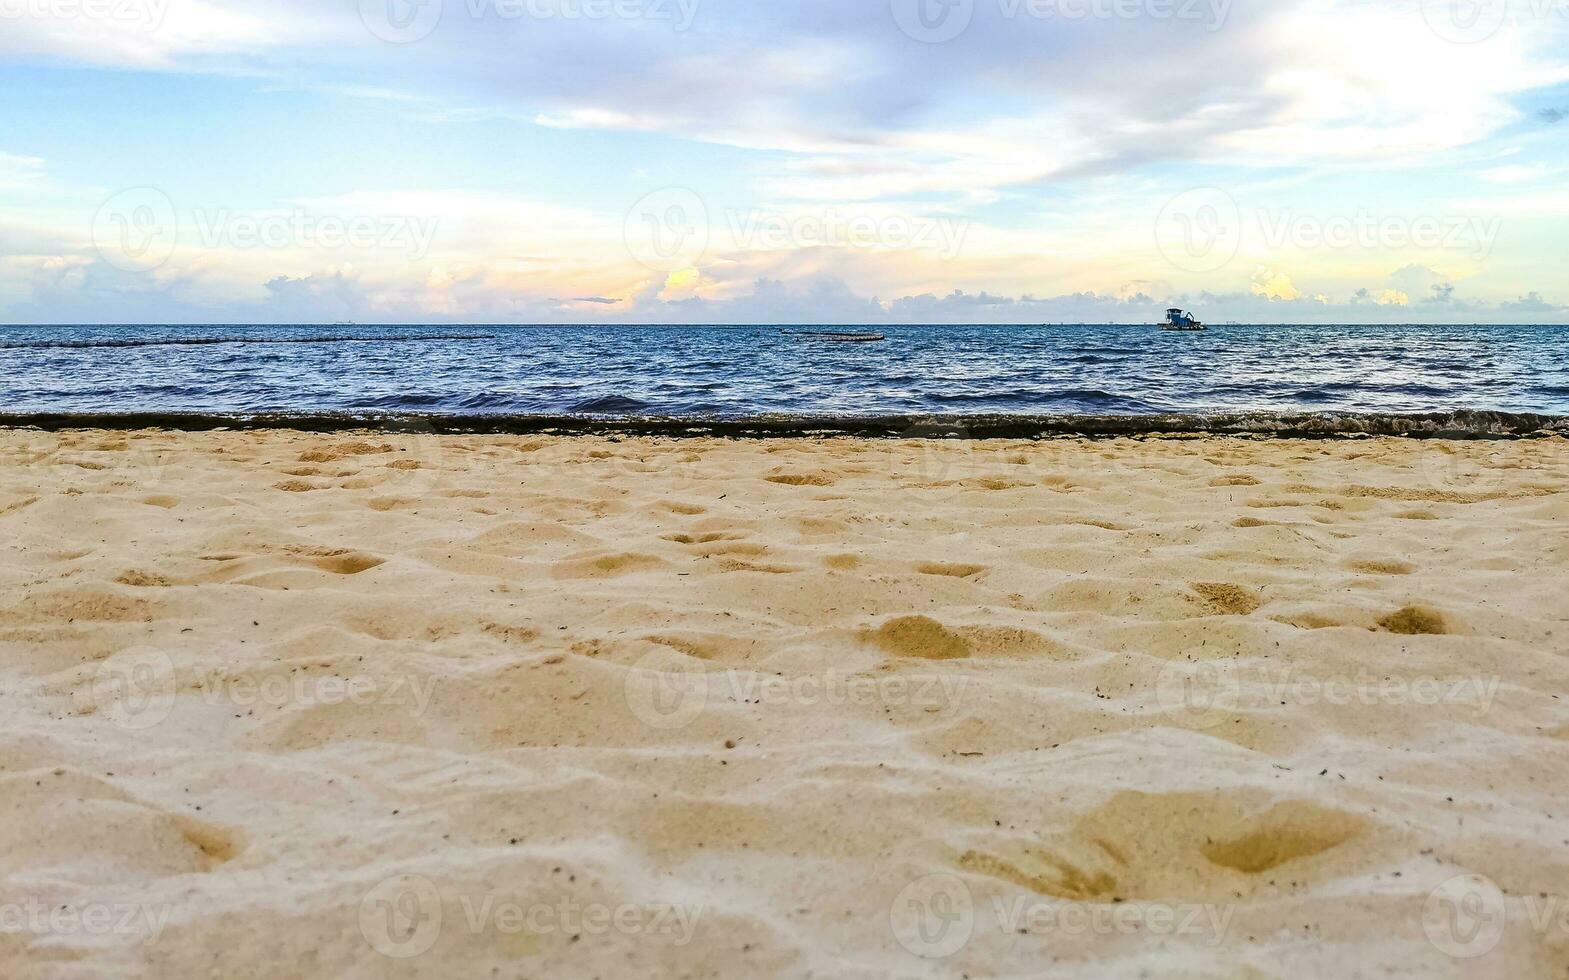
<box><xmin>1161</xmin><ymin>309</ymin><xmax>1207</xmax><ymax>332</ymax></box>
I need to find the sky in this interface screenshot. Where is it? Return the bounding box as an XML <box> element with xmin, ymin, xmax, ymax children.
<box><xmin>1</xmin><ymin>0</ymin><xmax>1567</xmax><ymax>325</ymax></box>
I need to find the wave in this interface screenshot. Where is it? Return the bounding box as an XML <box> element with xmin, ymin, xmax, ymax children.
<box><xmin>927</xmin><ymin>388</ymin><xmax>1164</xmax><ymax>413</ymax></box>
<box><xmin>571</xmin><ymin>395</ymin><xmax>653</xmax><ymax>414</ymax></box>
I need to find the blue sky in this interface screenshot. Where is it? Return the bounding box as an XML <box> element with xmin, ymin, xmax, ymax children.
<box><xmin>1</xmin><ymin>0</ymin><xmax>1567</xmax><ymax>323</ymax></box>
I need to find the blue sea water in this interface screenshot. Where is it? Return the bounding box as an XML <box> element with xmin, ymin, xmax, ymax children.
<box><xmin>0</xmin><ymin>323</ymin><xmax>1565</xmax><ymax>418</ymax></box>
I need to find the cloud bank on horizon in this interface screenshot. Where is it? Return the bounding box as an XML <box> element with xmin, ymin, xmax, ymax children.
<box><xmin>1</xmin><ymin>0</ymin><xmax>1567</xmax><ymax>324</ymax></box>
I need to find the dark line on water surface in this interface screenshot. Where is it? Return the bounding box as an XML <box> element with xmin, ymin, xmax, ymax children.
<box><xmin>0</xmin><ymin>334</ymin><xmax>496</xmax><ymax>350</ymax></box>
<box><xmin>1</xmin><ymin>410</ymin><xmax>1563</xmax><ymax>440</ymax></box>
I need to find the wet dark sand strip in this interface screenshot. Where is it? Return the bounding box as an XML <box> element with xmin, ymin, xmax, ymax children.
<box><xmin>1</xmin><ymin>410</ymin><xmax>1564</xmax><ymax>439</ymax></box>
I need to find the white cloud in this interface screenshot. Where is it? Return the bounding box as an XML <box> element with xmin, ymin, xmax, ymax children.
<box><xmin>1251</xmin><ymin>267</ymin><xmax>1302</xmax><ymax>301</ymax></box>
<box><xmin>0</xmin><ymin>0</ymin><xmax>311</xmax><ymax>67</ymax></box>
<box><xmin>0</xmin><ymin>151</ymin><xmax>46</xmax><ymax>191</ymax></box>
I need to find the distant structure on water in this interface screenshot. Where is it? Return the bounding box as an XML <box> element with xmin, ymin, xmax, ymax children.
<box><xmin>1161</xmin><ymin>309</ymin><xmax>1207</xmax><ymax>332</ymax></box>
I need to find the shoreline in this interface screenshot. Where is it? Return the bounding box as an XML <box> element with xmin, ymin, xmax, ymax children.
<box><xmin>3</xmin><ymin>408</ymin><xmax>1565</xmax><ymax>440</ymax></box>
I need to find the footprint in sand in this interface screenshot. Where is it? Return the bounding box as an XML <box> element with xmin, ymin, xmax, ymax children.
<box><xmin>1350</xmin><ymin>559</ymin><xmax>1415</xmax><ymax>576</ymax></box>
<box><xmin>765</xmin><ymin>473</ymin><xmax>836</xmax><ymax>487</ymax></box>
<box><xmin>21</xmin><ymin>587</ymin><xmax>161</xmax><ymax>624</ymax></box>
<box><xmin>1232</xmin><ymin>517</ymin><xmax>1284</xmax><ymax>528</ymax></box>
<box><xmin>313</xmin><ymin>553</ymin><xmax>386</xmax><ymax>575</ymax></box>
<box><xmin>866</xmin><ymin>616</ymin><xmax>971</xmax><ymax>660</ymax></box>
<box><xmin>1192</xmin><ymin>582</ymin><xmax>1264</xmax><ymax>616</ymax></box>
<box><xmin>1377</xmin><ymin>606</ymin><xmax>1448</xmax><ymax>635</ymax></box>
<box><xmin>298</xmin><ymin>442</ymin><xmax>393</xmax><ymax>464</ymax></box>
<box><xmin>917</xmin><ymin>562</ymin><xmax>986</xmax><ymax>578</ymax></box>
<box><xmin>554</xmin><ymin>552</ymin><xmax>665</xmax><ymax>579</ymax></box>
<box><xmin>956</xmin><ymin>791</ymin><xmax>1370</xmax><ymax>902</ymax></box>
<box><xmin>662</xmin><ymin>532</ymin><xmax>742</xmax><ymax>545</ymax></box>
<box><xmin>715</xmin><ymin>558</ymin><xmax>799</xmax><ymax>575</ymax></box>
<box><xmin>174</xmin><ymin>815</ymin><xmax>248</xmax><ymax>868</ymax></box>
<box><xmin>660</xmin><ymin>501</ymin><xmax>707</xmax><ymax>516</ymax></box>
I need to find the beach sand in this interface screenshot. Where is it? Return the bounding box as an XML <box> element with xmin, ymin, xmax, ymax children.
<box><xmin>2</xmin><ymin>428</ymin><xmax>1567</xmax><ymax>978</ymax></box>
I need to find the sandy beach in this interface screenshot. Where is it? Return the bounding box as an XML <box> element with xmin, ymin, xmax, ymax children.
<box><xmin>2</xmin><ymin>427</ymin><xmax>1567</xmax><ymax>979</ymax></box>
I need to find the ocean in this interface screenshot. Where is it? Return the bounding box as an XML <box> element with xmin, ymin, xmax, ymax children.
<box><xmin>1</xmin><ymin>323</ymin><xmax>1565</xmax><ymax>422</ymax></box>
